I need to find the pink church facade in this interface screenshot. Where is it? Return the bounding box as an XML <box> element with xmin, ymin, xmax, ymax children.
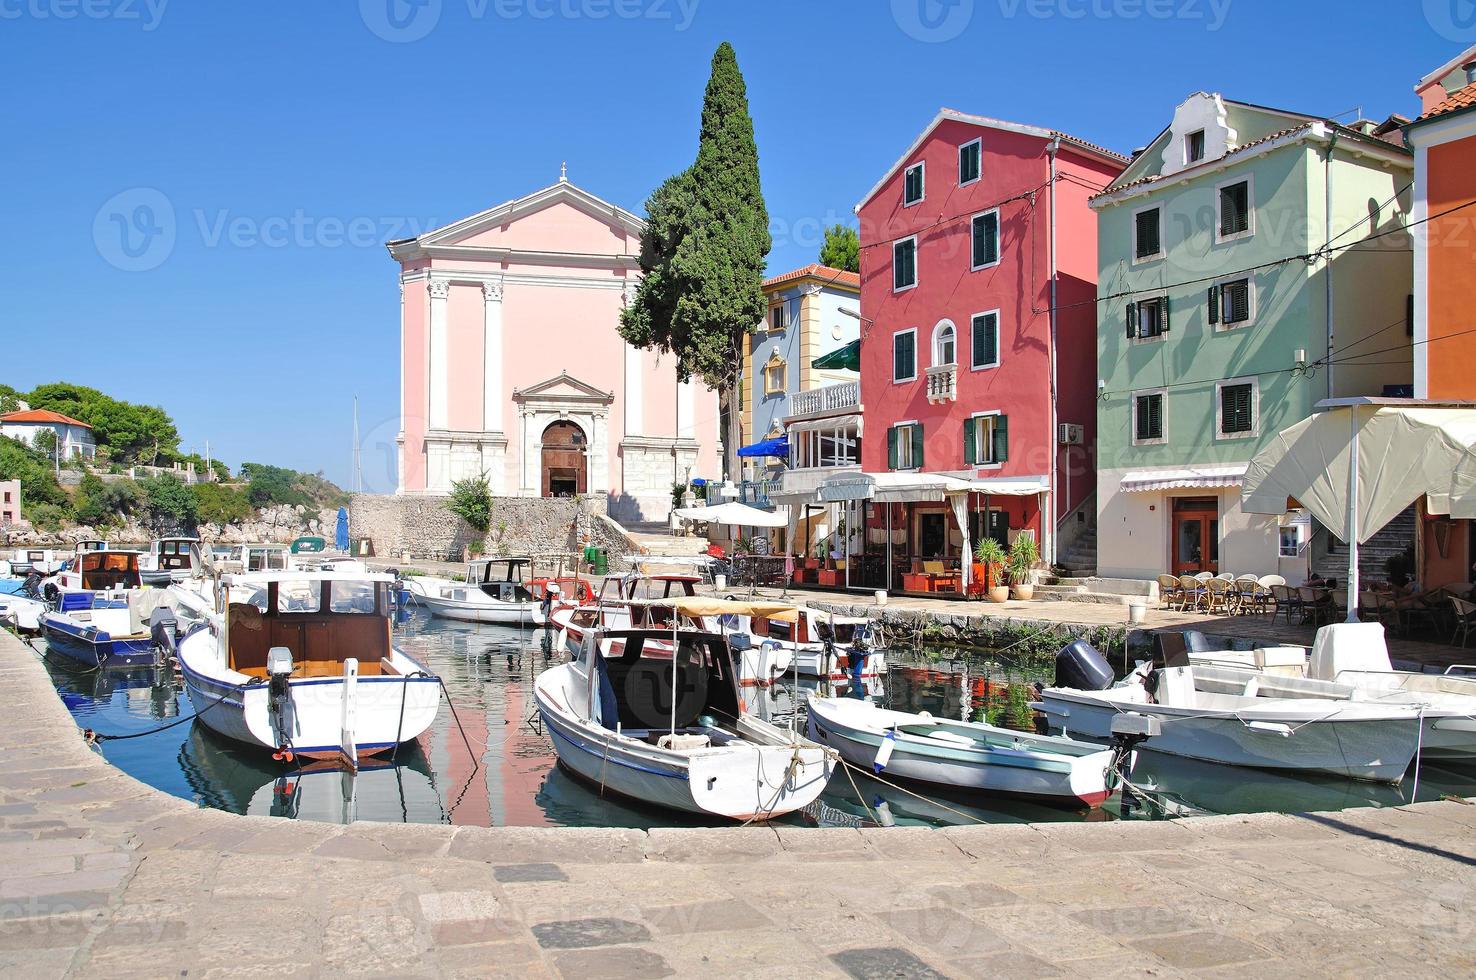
<box><xmin>389</xmin><ymin>177</ymin><xmax>718</xmax><ymax>521</ymax></box>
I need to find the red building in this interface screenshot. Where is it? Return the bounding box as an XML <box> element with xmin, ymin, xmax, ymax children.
<box><xmin>853</xmin><ymin>109</ymin><xmax>1124</xmax><ymax>590</ymax></box>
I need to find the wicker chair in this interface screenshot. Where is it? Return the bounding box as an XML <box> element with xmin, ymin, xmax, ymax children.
<box><xmin>1205</xmin><ymin>577</ymin><xmax>1234</xmax><ymax>614</ymax></box>
<box><xmin>1157</xmin><ymin>574</ymin><xmax>1185</xmax><ymax>609</ymax></box>
<box><xmin>1452</xmin><ymin>596</ymin><xmax>1476</xmax><ymax>647</ymax></box>
<box><xmin>1235</xmin><ymin>574</ymin><xmax>1266</xmax><ymax>615</ymax></box>
<box><xmin>1177</xmin><ymin>574</ymin><xmax>1206</xmax><ymax>611</ymax></box>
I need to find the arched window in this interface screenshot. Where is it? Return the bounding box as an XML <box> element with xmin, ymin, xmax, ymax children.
<box><xmin>932</xmin><ymin>320</ymin><xmax>957</xmax><ymax>366</ymax></box>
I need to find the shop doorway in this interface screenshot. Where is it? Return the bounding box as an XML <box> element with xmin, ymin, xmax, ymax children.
<box><xmin>1171</xmin><ymin>497</ymin><xmax>1219</xmax><ymax>575</ymax></box>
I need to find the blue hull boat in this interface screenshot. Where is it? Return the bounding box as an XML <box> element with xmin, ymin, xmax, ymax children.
<box><xmin>40</xmin><ymin>593</ymin><xmax>160</xmax><ymax>669</ymax></box>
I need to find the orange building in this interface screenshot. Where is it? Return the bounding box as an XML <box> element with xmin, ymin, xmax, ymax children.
<box><xmin>1409</xmin><ymin>47</ymin><xmax>1476</xmax><ymax>587</ymax></box>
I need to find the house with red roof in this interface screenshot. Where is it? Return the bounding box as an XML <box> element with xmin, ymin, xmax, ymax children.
<box><xmin>0</xmin><ymin>407</ymin><xmax>97</xmax><ymax>461</ymax></box>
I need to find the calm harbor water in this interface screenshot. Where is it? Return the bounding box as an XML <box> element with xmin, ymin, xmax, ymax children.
<box><xmin>39</xmin><ymin>610</ymin><xmax>1476</xmax><ymax>828</ymax></box>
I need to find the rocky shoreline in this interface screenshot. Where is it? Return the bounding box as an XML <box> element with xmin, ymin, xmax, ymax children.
<box><xmin>3</xmin><ymin>503</ymin><xmax>341</xmax><ymax>548</ymax></box>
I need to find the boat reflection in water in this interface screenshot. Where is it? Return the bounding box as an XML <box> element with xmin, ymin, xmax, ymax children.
<box><xmin>178</xmin><ymin>726</ymin><xmax>448</xmax><ymax>824</ymax></box>
<box><xmin>46</xmin><ymin>661</ymin><xmax>181</xmax><ymax>722</ymax></box>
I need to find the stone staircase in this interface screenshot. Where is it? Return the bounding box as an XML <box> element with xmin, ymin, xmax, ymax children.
<box><xmin>1310</xmin><ymin>504</ymin><xmax>1417</xmax><ymax>584</ymax></box>
<box><xmin>1056</xmin><ymin>523</ymin><xmax>1097</xmax><ymax>578</ymax></box>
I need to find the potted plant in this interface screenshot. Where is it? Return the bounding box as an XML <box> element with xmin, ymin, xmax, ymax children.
<box><xmin>974</xmin><ymin>538</ymin><xmax>1009</xmax><ymax>603</ymax></box>
<box><xmin>1008</xmin><ymin>534</ymin><xmax>1040</xmax><ymax>601</ymax></box>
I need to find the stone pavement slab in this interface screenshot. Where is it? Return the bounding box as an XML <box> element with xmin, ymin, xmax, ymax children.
<box><xmin>0</xmin><ymin>628</ymin><xmax>1471</xmax><ymax>978</ymax></box>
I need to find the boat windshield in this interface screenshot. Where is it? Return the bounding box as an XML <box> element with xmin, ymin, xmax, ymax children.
<box><xmin>79</xmin><ymin>552</ymin><xmax>140</xmax><ymax>590</ymax></box>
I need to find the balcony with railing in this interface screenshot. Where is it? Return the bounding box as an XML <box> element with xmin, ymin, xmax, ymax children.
<box><xmin>787</xmin><ymin>379</ymin><xmax>860</xmax><ymax>422</ymax></box>
<box><xmin>925</xmin><ymin>364</ymin><xmax>957</xmax><ymax>404</ymax></box>
<box><xmin>738</xmin><ymin>477</ymin><xmax>781</xmax><ymax>508</ymax></box>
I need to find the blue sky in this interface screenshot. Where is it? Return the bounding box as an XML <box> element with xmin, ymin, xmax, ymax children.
<box><xmin>2</xmin><ymin>0</ymin><xmax>1466</xmax><ymax>490</ymax></box>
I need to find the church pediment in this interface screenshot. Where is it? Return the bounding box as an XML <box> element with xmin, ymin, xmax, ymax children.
<box><xmin>513</xmin><ymin>371</ymin><xmax>614</xmax><ymax>403</ymax></box>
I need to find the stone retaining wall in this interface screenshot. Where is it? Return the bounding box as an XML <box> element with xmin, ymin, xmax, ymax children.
<box><xmin>350</xmin><ymin>492</ymin><xmax>631</xmax><ymax>563</ymax></box>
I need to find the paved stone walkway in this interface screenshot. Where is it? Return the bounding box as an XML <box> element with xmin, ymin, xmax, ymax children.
<box><xmin>5</xmin><ymin>629</ymin><xmax>1473</xmax><ymax>978</ymax></box>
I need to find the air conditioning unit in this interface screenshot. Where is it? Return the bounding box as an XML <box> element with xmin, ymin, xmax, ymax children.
<box><xmin>1058</xmin><ymin>423</ymin><xmax>1084</xmax><ymax>445</ymax></box>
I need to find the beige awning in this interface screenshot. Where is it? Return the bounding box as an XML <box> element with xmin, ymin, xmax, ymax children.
<box><xmin>819</xmin><ymin>471</ymin><xmax>973</xmax><ymax>503</ymax></box>
<box><xmin>786</xmin><ymin>414</ymin><xmax>863</xmax><ymax>436</ymax></box>
<box><xmin>1121</xmin><ymin>464</ymin><xmax>1248</xmax><ymax>494</ymax></box>
<box><xmin>1241</xmin><ymin>401</ymin><xmax>1476</xmax><ymax>543</ymax></box>
<box><xmin>971</xmin><ymin>475</ymin><xmax>1050</xmax><ymax>496</ymax></box>
<box><xmin>671</xmin><ymin>502</ymin><xmax>789</xmax><ymax>528</ymax></box>
<box><xmin>649</xmin><ymin>597</ymin><xmax>800</xmax><ymax>623</ymax></box>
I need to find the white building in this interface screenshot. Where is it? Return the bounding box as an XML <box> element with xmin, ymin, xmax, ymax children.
<box><xmin>0</xmin><ymin>409</ymin><xmax>97</xmax><ymax>461</ymax></box>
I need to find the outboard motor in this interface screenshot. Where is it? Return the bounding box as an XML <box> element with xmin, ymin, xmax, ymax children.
<box><xmin>21</xmin><ymin>571</ymin><xmax>42</xmax><ymax>601</ymax></box>
<box><xmin>1054</xmin><ymin>639</ymin><xmax>1115</xmax><ymax>691</ymax></box>
<box><xmin>148</xmin><ymin>607</ymin><xmax>179</xmax><ymax>660</ymax></box>
<box><xmin>266</xmin><ymin>646</ymin><xmax>296</xmax><ymax>762</ymax></box>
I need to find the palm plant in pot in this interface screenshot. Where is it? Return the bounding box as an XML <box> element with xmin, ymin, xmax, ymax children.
<box><xmin>1007</xmin><ymin>534</ymin><xmax>1040</xmax><ymax>600</ymax></box>
<box><xmin>974</xmin><ymin>538</ymin><xmax>1009</xmax><ymax>602</ymax></box>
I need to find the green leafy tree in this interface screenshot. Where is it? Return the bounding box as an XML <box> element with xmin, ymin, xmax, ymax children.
<box><xmin>31</xmin><ymin>428</ymin><xmax>57</xmax><ymax>459</ymax></box>
<box><xmin>74</xmin><ymin>474</ymin><xmax>139</xmax><ymax>529</ymax></box>
<box><xmin>619</xmin><ymin>42</ymin><xmax>770</xmax><ymax>478</ymax></box>
<box><xmin>26</xmin><ymin>383</ymin><xmax>180</xmax><ymax>465</ymax></box>
<box><xmin>240</xmin><ymin>462</ymin><xmax>310</xmax><ymax>508</ymax></box>
<box><xmin>0</xmin><ymin>385</ymin><xmax>20</xmax><ymax>415</ymax></box>
<box><xmin>447</xmin><ymin>472</ymin><xmax>493</xmax><ymax>534</ymax></box>
<box><xmin>0</xmin><ymin>436</ymin><xmax>67</xmax><ymax>507</ymax></box>
<box><xmin>818</xmin><ymin>224</ymin><xmax>860</xmax><ymax>273</ymax></box>
<box><xmin>191</xmin><ymin>482</ymin><xmax>253</xmax><ymax>525</ymax></box>
<box><xmin>138</xmin><ymin>475</ymin><xmax>198</xmax><ymax>533</ymax></box>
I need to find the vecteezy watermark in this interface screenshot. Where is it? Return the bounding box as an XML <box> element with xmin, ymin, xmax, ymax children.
<box><xmin>360</xmin><ymin>0</ymin><xmax>699</xmax><ymax>42</ymax></box>
<box><xmin>994</xmin><ymin>0</ymin><xmax>1233</xmax><ymax>31</ymax></box>
<box><xmin>1424</xmin><ymin>0</ymin><xmax>1476</xmax><ymax>41</ymax></box>
<box><xmin>93</xmin><ymin>187</ymin><xmax>176</xmax><ymax>272</ymax></box>
<box><xmin>0</xmin><ymin>0</ymin><xmax>168</xmax><ymax>30</ymax></box>
<box><xmin>93</xmin><ymin>188</ymin><xmax>438</xmax><ymax>271</ymax></box>
<box><xmin>891</xmin><ymin>0</ymin><xmax>974</xmax><ymax>42</ymax></box>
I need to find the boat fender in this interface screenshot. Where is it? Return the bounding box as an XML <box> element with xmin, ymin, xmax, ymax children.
<box><xmin>873</xmin><ymin>731</ymin><xmax>896</xmax><ymax>773</ymax></box>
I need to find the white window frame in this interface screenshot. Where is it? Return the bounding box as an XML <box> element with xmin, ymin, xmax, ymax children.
<box><xmin>970</xmin><ymin>309</ymin><xmax>1001</xmax><ymax>371</ymax></box>
<box><xmin>958</xmin><ymin>138</ymin><xmax>982</xmax><ymax>187</ymax></box>
<box><xmin>1131</xmin><ymin>202</ymin><xmax>1163</xmax><ymax>264</ymax></box>
<box><xmin>893</xmin><ymin>421</ymin><xmax>919</xmax><ymax>471</ymax></box>
<box><xmin>1131</xmin><ymin>387</ymin><xmax>1168</xmax><ymax>447</ymax></box>
<box><xmin>970</xmin><ymin>208</ymin><xmax>1000</xmax><ymax>272</ymax></box>
<box><xmin>1215</xmin><ymin>173</ymin><xmax>1255</xmax><ymax>244</ymax></box>
<box><xmin>892</xmin><ymin>328</ymin><xmax>918</xmax><ymax>384</ymax></box>
<box><xmin>768</xmin><ymin>300</ymin><xmax>788</xmax><ymax>333</ymax></box>
<box><xmin>1185</xmin><ymin>129</ymin><xmax>1205</xmax><ymax>166</ymax></box>
<box><xmin>970</xmin><ymin>410</ymin><xmax>1003</xmax><ymax>469</ymax></box>
<box><xmin>1130</xmin><ymin>296</ymin><xmax>1169</xmax><ymax>346</ymax></box>
<box><xmin>1214</xmin><ymin>376</ymin><xmax>1260</xmax><ymax>441</ymax></box>
<box><xmin>931</xmin><ymin>318</ymin><xmax>957</xmax><ymax>367</ymax></box>
<box><xmin>903</xmin><ymin>161</ymin><xmax>925</xmax><ymax>207</ymax></box>
<box><xmin>892</xmin><ymin>235</ymin><xmax>918</xmax><ymax>293</ymax></box>
<box><xmin>1211</xmin><ymin>273</ymin><xmax>1257</xmax><ymax>331</ymax></box>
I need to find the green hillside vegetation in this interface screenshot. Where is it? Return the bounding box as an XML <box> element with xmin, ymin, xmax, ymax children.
<box><xmin>0</xmin><ymin>381</ymin><xmax>347</xmax><ymax>533</ymax></box>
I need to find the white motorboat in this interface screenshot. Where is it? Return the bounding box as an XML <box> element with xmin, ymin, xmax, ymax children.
<box><xmin>1038</xmin><ymin>641</ymin><xmax>1425</xmax><ymax>783</ymax></box>
<box><xmin>716</xmin><ymin>605</ymin><xmax>886</xmax><ymax>681</ymax></box>
<box><xmin>39</xmin><ymin>552</ymin><xmax>177</xmax><ymax>668</ymax></box>
<box><xmin>807</xmin><ymin>695</ymin><xmax>1117</xmax><ymax>808</ymax></box>
<box><xmin>0</xmin><ymin>580</ymin><xmax>45</xmax><ymax>632</ymax></box>
<box><xmin>403</xmin><ymin>557</ymin><xmax>541</xmax><ymax>626</ymax></box>
<box><xmin>534</xmin><ymin>625</ymin><xmax>834</xmax><ymax>820</ymax></box>
<box><xmin>1185</xmin><ymin>623</ymin><xmax>1476</xmax><ymax>761</ymax></box>
<box><xmin>139</xmin><ymin>536</ymin><xmax>201</xmax><ymax>586</ymax></box>
<box><xmin>173</xmin><ymin>571</ymin><xmax>441</xmax><ymax>766</ymax></box>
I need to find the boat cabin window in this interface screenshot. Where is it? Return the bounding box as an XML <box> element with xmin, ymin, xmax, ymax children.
<box><xmin>79</xmin><ymin>552</ymin><xmax>139</xmax><ymax>591</ymax></box>
<box><xmin>329</xmin><ymin>580</ymin><xmax>379</xmax><ymax>614</ymax></box>
<box><xmin>227</xmin><ymin>579</ymin><xmax>392</xmax><ymax>678</ymax></box>
<box><xmin>275</xmin><ymin>581</ymin><xmax>322</xmax><ymax>613</ymax></box>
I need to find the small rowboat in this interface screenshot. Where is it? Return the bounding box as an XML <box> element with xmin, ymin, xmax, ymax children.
<box><xmin>806</xmin><ymin>695</ymin><xmax>1117</xmax><ymax>808</ymax></box>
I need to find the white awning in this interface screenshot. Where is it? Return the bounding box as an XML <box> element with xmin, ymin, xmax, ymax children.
<box><xmin>671</xmin><ymin>501</ymin><xmax>789</xmax><ymax>528</ymax></box>
<box><xmin>970</xmin><ymin>475</ymin><xmax>1050</xmax><ymax>496</ymax></box>
<box><xmin>1242</xmin><ymin>403</ymin><xmax>1476</xmax><ymax>542</ymax></box>
<box><xmin>819</xmin><ymin>471</ymin><xmax>973</xmax><ymax>503</ymax></box>
<box><xmin>786</xmin><ymin>414</ymin><xmax>863</xmax><ymax>436</ymax></box>
<box><xmin>1121</xmin><ymin>464</ymin><xmax>1248</xmax><ymax>494</ymax></box>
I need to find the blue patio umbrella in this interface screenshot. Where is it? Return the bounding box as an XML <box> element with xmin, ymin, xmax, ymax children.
<box><xmin>335</xmin><ymin>507</ymin><xmax>349</xmax><ymax>552</ymax></box>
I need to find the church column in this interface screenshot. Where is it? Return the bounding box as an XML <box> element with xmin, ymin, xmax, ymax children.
<box><xmin>427</xmin><ymin>279</ymin><xmax>450</xmax><ymax>431</ymax></box>
<box><xmin>591</xmin><ymin>410</ymin><xmax>610</xmax><ymax>492</ymax></box>
<box><xmin>482</xmin><ymin>278</ymin><xmax>504</xmax><ymax>433</ymax></box>
<box><xmin>622</xmin><ymin>283</ymin><xmax>643</xmax><ymax>436</ymax></box>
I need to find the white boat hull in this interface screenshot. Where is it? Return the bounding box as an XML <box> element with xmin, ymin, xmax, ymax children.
<box><xmin>178</xmin><ymin>631</ymin><xmax>441</xmax><ymax>760</ymax></box>
<box><xmin>1039</xmin><ymin>690</ymin><xmax>1421</xmax><ymax>783</ymax></box>
<box><xmin>0</xmin><ymin>593</ymin><xmax>45</xmax><ymax>632</ymax></box>
<box><xmin>414</xmin><ymin>592</ymin><xmax>540</xmax><ymax>626</ymax></box>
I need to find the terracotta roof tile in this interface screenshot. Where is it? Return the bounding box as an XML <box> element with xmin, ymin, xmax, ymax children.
<box><xmin>0</xmin><ymin>409</ymin><xmax>91</xmax><ymax>428</ymax></box>
<box><xmin>762</xmin><ymin>263</ymin><xmax>860</xmax><ymax>290</ymax></box>
<box><xmin>1417</xmin><ymin>82</ymin><xmax>1476</xmax><ymax>122</ymax></box>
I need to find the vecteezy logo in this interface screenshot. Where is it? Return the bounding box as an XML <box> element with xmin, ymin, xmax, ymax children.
<box><xmin>93</xmin><ymin>188</ymin><xmax>176</xmax><ymax>272</ymax></box>
<box><xmin>360</xmin><ymin>0</ymin><xmax>441</xmax><ymax>42</ymax></box>
<box><xmin>1426</xmin><ymin>0</ymin><xmax>1476</xmax><ymax>40</ymax></box>
<box><xmin>891</xmin><ymin>0</ymin><xmax>973</xmax><ymax>42</ymax></box>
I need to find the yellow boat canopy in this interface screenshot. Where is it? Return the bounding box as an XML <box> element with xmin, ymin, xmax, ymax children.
<box><xmin>647</xmin><ymin>596</ymin><xmax>801</xmax><ymax>623</ymax></box>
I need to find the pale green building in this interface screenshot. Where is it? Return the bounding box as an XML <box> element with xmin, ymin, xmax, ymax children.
<box><xmin>1092</xmin><ymin>93</ymin><xmax>1412</xmax><ymax>583</ymax></box>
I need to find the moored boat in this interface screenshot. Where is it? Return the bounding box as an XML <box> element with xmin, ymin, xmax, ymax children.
<box><xmin>533</xmin><ymin>625</ymin><xmax>834</xmax><ymax>820</ymax></box>
<box><xmin>39</xmin><ymin>552</ymin><xmax>175</xmax><ymax>667</ymax></box>
<box><xmin>807</xmin><ymin>695</ymin><xmax>1117</xmax><ymax>808</ymax></box>
<box><xmin>403</xmin><ymin>557</ymin><xmax>541</xmax><ymax>626</ymax></box>
<box><xmin>173</xmin><ymin>571</ymin><xmax>441</xmax><ymax>765</ymax></box>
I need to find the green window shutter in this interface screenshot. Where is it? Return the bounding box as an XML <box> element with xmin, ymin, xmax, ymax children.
<box><xmin>992</xmin><ymin>415</ymin><xmax>1008</xmax><ymax>463</ymax></box>
<box><xmin>963</xmin><ymin>417</ymin><xmax>976</xmax><ymax>465</ymax></box>
<box><xmin>1150</xmin><ymin>395</ymin><xmax>1163</xmax><ymax>439</ymax></box>
<box><xmin>887</xmin><ymin>427</ymin><xmax>898</xmax><ymax>469</ymax></box>
<box><xmin>1126</xmin><ymin>302</ymin><xmax>1136</xmax><ymax>339</ymax></box>
<box><xmin>1161</xmin><ymin>296</ymin><xmax>1171</xmax><ymax>334</ymax></box>
<box><xmin>1135</xmin><ymin>397</ymin><xmax>1148</xmax><ymax>441</ymax></box>
<box><xmin>1207</xmin><ymin>285</ymin><xmax>1220</xmax><ymax>324</ymax></box>
<box><xmin>986</xmin><ymin>315</ymin><xmax>998</xmax><ymax>364</ymax></box>
<box><xmin>912</xmin><ymin>424</ymin><xmax>925</xmax><ymax>470</ymax></box>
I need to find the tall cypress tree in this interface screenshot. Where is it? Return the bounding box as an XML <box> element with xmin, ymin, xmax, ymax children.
<box><xmin>619</xmin><ymin>42</ymin><xmax>770</xmax><ymax>480</ymax></box>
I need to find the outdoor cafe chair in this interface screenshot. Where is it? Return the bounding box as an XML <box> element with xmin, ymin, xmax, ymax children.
<box><xmin>1451</xmin><ymin>596</ymin><xmax>1476</xmax><ymax>647</ymax></box>
<box><xmin>1177</xmin><ymin>574</ymin><xmax>1206</xmax><ymax>611</ymax></box>
<box><xmin>1299</xmin><ymin>586</ymin><xmax>1336</xmax><ymax>627</ymax></box>
<box><xmin>1156</xmin><ymin>574</ymin><xmax>1184</xmax><ymax>609</ymax></box>
<box><xmin>1204</xmin><ymin>577</ymin><xmax>1234</xmax><ymax>614</ymax></box>
<box><xmin>1235</xmin><ymin>574</ymin><xmax>1267</xmax><ymax>615</ymax></box>
<box><xmin>1270</xmin><ymin>584</ymin><xmax>1301</xmax><ymax>625</ymax></box>
<box><xmin>1193</xmin><ymin>571</ymin><xmax>1214</xmax><ymax>582</ymax></box>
